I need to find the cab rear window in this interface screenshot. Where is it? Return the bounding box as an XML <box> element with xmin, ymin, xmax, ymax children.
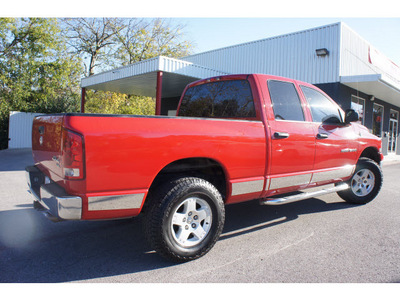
<box><xmin>178</xmin><ymin>80</ymin><xmax>256</xmax><ymax>119</ymax></box>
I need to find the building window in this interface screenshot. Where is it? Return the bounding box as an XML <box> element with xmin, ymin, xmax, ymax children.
<box><xmin>372</xmin><ymin>103</ymin><xmax>384</xmax><ymax>137</ymax></box>
<box><xmin>390</xmin><ymin>109</ymin><xmax>399</xmax><ymax>121</ymax></box>
<box><xmin>351</xmin><ymin>95</ymin><xmax>365</xmax><ymax>124</ymax></box>
<box><xmin>268</xmin><ymin>80</ymin><xmax>304</xmax><ymax>121</ymax></box>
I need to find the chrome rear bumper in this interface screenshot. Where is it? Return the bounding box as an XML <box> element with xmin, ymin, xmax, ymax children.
<box><xmin>26</xmin><ymin>165</ymin><xmax>82</xmax><ymax>221</ymax></box>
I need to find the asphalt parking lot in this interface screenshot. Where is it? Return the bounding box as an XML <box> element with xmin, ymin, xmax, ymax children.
<box><xmin>1</xmin><ymin>149</ymin><xmax>400</xmax><ymax>283</ymax></box>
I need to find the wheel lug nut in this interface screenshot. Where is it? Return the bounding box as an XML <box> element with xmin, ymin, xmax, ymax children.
<box><xmin>194</xmin><ymin>215</ymin><xmax>198</xmax><ymax>220</ymax></box>
<box><xmin>191</xmin><ymin>223</ymin><xmax>196</xmax><ymax>228</ymax></box>
<box><xmin>185</xmin><ymin>225</ymin><xmax>189</xmax><ymax>230</ymax></box>
<box><xmin>188</xmin><ymin>212</ymin><xmax>192</xmax><ymax>216</ymax></box>
<box><xmin>182</xmin><ymin>218</ymin><xmax>186</xmax><ymax>222</ymax></box>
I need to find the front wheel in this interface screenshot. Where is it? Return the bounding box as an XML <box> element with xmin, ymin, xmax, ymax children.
<box><xmin>337</xmin><ymin>158</ymin><xmax>383</xmax><ymax>204</ymax></box>
<box><xmin>144</xmin><ymin>177</ymin><xmax>225</xmax><ymax>262</ymax></box>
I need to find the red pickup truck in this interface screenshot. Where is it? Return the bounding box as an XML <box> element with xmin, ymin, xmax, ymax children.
<box><xmin>26</xmin><ymin>74</ymin><xmax>383</xmax><ymax>262</ymax></box>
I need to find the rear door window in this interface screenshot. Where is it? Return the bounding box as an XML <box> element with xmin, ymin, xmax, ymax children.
<box><xmin>268</xmin><ymin>80</ymin><xmax>305</xmax><ymax>122</ymax></box>
<box><xmin>178</xmin><ymin>80</ymin><xmax>256</xmax><ymax>119</ymax></box>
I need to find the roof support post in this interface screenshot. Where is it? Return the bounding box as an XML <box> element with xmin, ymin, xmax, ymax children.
<box><xmin>81</xmin><ymin>87</ymin><xmax>86</xmax><ymax>113</ymax></box>
<box><xmin>156</xmin><ymin>71</ymin><xmax>163</xmax><ymax>115</ymax></box>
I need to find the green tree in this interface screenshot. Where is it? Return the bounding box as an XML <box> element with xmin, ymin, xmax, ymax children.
<box><xmin>113</xmin><ymin>18</ymin><xmax>192</xmax><ymax>66</ymax></box>
<box><xmin>62</xmin><ymin>18</ymin><xmax>126</xmax><ymax>77</ymax></box>
<box><xmin>63</xmin><ymin>18</ymin><xmax>192</xmax><ymax>115</ymax></box>
<box><xmin>84</xmin><ymin>90</ymin><xmax>155</xmax><ymax>115</ymax></box>
<box><xmin>0</xmin><ymin>18</ymin><xmax>83</xmax><ymax>149</ymax></box>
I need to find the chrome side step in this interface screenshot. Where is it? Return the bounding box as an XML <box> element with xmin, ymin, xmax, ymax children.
<box><xmin>260</xmin><ymin>183</ymin><xmax>349</xmax><ymax>205</ymax></box>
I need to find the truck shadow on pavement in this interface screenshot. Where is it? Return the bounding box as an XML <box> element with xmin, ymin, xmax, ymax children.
<box><xmin>0</xmin><ymin>198</ymin><xmax>356</xmax><ymax>283</ymax></box>
<box><xmin>0</xmin><ymin>149</ymin><xmax>33</xmax><ymax>172</ymax></box>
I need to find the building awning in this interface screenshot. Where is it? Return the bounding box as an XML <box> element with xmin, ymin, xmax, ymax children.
<box><xmin>81</xmin><ymin>56</ymin><xmax>229</xmax><ymax>98</ymax></box>
<box><xmin>340</xmin><ymin>74</ymin><xmax>400</xmax><ymax>107</ymax></box>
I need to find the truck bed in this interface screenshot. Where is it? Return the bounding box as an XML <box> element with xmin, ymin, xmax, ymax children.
<box><xmin>32</xmin><ymin>113</ymin><xmax>267</xmax><ymax>219</ymax></box>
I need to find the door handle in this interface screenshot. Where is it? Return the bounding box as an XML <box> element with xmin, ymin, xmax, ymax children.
<box><xmin>274</xmin><ymin>132</ymin><xmax>290</xmax><ymax>139</ymax></box>
<box><xmin>317</xmin><ymin>133</ymin><xmax>329</xmax><ymax>139</ymax></box>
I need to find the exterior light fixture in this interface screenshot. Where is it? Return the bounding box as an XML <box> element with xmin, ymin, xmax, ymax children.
<box><xmin>316</xmin><ymin>48</ymin><xmax>329</xmax><ymax>57</ymax></box>
<box><xmin>370</xmin><ymin>96</ymin><xmax>375</xmax><ymax>101</ymax></box>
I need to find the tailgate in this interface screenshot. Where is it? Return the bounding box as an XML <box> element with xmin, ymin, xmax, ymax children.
<box><xmin>32</xmin><ymin>115</ymin><xmax>64</xmax><ymax>179</ymax></box>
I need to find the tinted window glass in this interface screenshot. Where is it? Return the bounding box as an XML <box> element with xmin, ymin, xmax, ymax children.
<box><xmin>301</xmin><ymin>86</ymin><xmax>342</xmax><ymax>124</ymax></box>
<box><xmin>268</xmin><ymin>80</ymin><xmax>304</xmax><ymax>121</ymax></box>
<box><xmin>178</xmin><ymin>80</ymin><xmax>256</xmax><ymax>118</ymax></box>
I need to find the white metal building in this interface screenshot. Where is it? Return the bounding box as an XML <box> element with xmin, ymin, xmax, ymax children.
<box><xmin>8</xmin><ymin>111</ymin><xmax>42</xmax><ymax>149</ymax></box>
<box><xmin>81</xmin><ymin>22</ymin><xmax>400</xmax><ymax>154</ymax></box>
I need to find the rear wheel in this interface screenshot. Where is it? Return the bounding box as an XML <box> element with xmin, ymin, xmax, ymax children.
<box><xmin>144</xmin><ymin>177</ymin><xmax>225</xmax><ymax>262</ymax></box>
<box><xmin>337</xmin><ymin>158</ymin><xmax>383</xmax><ymax>204</ymax></box>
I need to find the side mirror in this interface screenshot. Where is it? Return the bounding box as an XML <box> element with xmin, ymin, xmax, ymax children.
<box><xmin>345</xmin><ymin>109</ymin><xmax>359</xmax><ymax>124</ymax></box>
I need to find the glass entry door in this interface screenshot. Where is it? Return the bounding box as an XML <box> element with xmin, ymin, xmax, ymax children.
<box><xmin>388</xmin><ymin>110</ymin><xmax>399</xmax><ymax>153</ymax></box>
<box><xmin>372</xmin><ymin>103</ymin><xmax>384</xmax><ymax>137</ymax></box>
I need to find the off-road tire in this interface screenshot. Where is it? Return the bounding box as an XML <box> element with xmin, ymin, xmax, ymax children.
<box><xmin>144</xmin><ymin>177</ymin><xmax>225</xmax><ymax>262</ymax></box>
<box><xmin>337</xmin><ymin>158</ymin><xmax>383</xmax><ymax>204</ymax></box>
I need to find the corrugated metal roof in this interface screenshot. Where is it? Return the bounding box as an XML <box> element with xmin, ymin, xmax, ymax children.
<box><xmin>81</xmin><ymin>56</ymin><xmax>229</xmax><ymax>97</ymax></box>
<box><xmin>184</xmin><ymin>23</ymin><xmax>342</xmax><ymax>84</ymax></box>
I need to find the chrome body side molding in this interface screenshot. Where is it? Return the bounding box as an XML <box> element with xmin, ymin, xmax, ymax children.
<box><xmin>231</xmin><ymin>179</ymin><xmax>265</xmax><ymax>196</ymax></box>
<box><xmin>269</xmin><ymin>173</ymin><xmax>312</xmax><ymax>190</ymax></box>
<box><xmin>310</xmin><ymin>165</ymin><xmax>355</xmax><ymax>183</ymax></box>
<box><xmin>88</xmin><ymin>193</ymin><xmax>144</xmax><ymax>211</ymax></box>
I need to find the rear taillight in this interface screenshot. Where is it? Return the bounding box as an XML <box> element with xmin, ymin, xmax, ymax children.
<box><xmin>62</xmin><ymin>129</ymin><xmax>84</xmax><ymax>180</ymax></box>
